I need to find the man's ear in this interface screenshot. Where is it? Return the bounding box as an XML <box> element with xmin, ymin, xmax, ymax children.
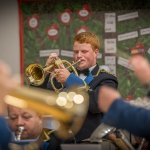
<box><xmin>95</xmin><ymin>48</ymin><xmax>99</xmax><ymax>56</ymax></box>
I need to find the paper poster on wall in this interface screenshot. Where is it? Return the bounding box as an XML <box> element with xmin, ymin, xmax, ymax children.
<box><xmin>118</xmin><ymin>57</ymin><xmax>132</xmax><ymax>70</ymax></box>
<box><xmin>104</xmin><ymin>39</ymin><xmax>117</xmax><ymax>53</ymax></box>
<box><xmin>105</xmin><ymin>56</ymin><xmax>116</xmax><ymax>65</ymax></box>
<box><xmin>104</xmin><ymin>56</ymin><xmax>116</xmax><ymax>75</ymax></box>
<box><xmin>105</xmin><ymin>13</ymin><xmax>116</xmax><ymax>32</ymax></box>
<box><xmin>118</xmin><ymin>31</ymin><xmax>138</xmax><ymax>41</ymax></box>
<box><xmin>118</xmin><ymin>11</ymin><xmax>138</xmax><ymax>22</ymax></box>
<box><xmin>39</xmin><ymin>49</ymin><xmax>60</xmax><ymax>57</ymax></box>
<box><xmin>97</xmin><ymin>53</ymin><xmax>102</xmax><ymax>59</ymax></box>
<box><xmin>140</xmin><ymin>27</ymin><xmax>150</xmax><ymax>35</ymax></box>
<box><xmin>61</xmin><ymin>50</ymin><xmax>73</xmax><ymax>57</ymax></box>
<box><xmin>147</xmin><ymin>48</ymin><xmax>150</xmax><ymax>55</ymax></box>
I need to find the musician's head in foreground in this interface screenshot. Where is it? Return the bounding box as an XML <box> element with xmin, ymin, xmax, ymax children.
<box><xmin>7</xmin><ymin>105</ymin><xmax>43</xmax><ymax>140</ymax></box>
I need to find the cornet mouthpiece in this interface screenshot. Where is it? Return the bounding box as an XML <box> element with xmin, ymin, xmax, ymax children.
<box><xmin>16</xmin><ymin>126</ymin><xmax>24</xmax><ymax>141</ymax></box>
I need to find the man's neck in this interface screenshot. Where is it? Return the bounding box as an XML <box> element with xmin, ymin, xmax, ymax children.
<box><xmin>89</xmin><ymin>65</ymin><xmax>96</xmax><ymax>72</ymax></box>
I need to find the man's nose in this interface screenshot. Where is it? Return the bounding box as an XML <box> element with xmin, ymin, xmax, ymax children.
<box><xmin>16</xmin><ymin>117</ymin><xmax>24</xmax><ymax>126</ymax></box>
<box><xmin>77</xmin><ymin>51</ymin><xmax>82</xmax><ymax>58</ymax></box>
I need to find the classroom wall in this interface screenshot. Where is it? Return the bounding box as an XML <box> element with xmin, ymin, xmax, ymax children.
<box><xmin>0</xmin><ymin>0</ymin><xmax>20</xmax><ymax>75</ymax></box>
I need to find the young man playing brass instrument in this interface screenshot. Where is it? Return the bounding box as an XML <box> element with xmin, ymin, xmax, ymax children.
<box><xmin>35</xmin><ymin>31</ymin><xmax>118</xmax><ymax>150</ymax></box>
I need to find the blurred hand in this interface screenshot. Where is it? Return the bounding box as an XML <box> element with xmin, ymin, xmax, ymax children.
<box><xmin>45</xmin><ymin>53</ymin><xmax>59</xmax><ymax>66</ymax></box>
<box><xmin>54</xmin><ymin>65</ymin><xmax>70</xmax><ymax>83</ymax></box>
<box><xmin>98</xmin><ymin>86</ymin><xmax>121</xmax><ymax>112</ymax></box>
<box><xmin>0</xmin><ymin>61</ymin><xmax>18</xmax><ymax>114</ymax></box>
<box><xmin>129</xmin><ymin>55</ymin><xmax>150</xmax><ymax>84</ymax></box>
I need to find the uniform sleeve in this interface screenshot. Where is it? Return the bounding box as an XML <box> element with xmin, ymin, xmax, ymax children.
<box><xmin>102</xmin><ymin>99</ymin><xmax>150</xmax><ymax>139</ymax></box>
<box><xmin>0</xmin><ymin>117</ymin><xmax>12</xmax><ymax>150</ymax></box>
<box><xmin>64</xmin><ymin>73</ymin><xmax>85</xmax><ymax>88</ymax></box>
<box><xmin>88</xmin><ymin>72</ymin><xmax>118</xmax><ymax>114</ymax></box>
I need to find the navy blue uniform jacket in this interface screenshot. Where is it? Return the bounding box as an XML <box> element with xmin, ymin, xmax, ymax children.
<box><xmin>0</xmin><ymin>117</ymin><xmax>11</xmax><ymax>150</ymax></box>
<box><xmin>40</xmin><ymin>64</ymin><xmax>118</xmax><ymax>142</ymax></box>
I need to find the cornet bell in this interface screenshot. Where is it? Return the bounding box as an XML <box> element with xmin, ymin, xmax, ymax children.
<box><xmin>25</xmin><ymin>59</ymin><xmax>80</xmax><ymax>92</ymax></box>
<box><xmin>25</xmin><ymin>64</ymin><xmax>45</xmax><ymax>86</ymax></box>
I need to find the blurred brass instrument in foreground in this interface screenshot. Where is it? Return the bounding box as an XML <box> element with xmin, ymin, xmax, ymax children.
<box><xmin>90</xmin><ymin>123</ymin><xmax>136</xmax><ymax>150</ymax></box>
<box><xmin>4</xmin><ymin>86</ymin><xmax>89</xmax><ymax>139</ymax></box>
<box><xmin>25</xmin><ymin>58</ymin><xmax>80</xmax><ymax>92</ymax></box>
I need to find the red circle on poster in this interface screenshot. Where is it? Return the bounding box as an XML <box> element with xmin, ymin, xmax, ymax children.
<box><xmin>28</xmin><ymin>15</ymin><xmax>39</xmax><ymax>29</ymax></box>
<box><xmin>47</xmin><ymin>24</ymin><xmax>59</xmax><ymax>40</ymax></box>
<box><xmin>59</xmin><ymin>9</ymin><xmax>72</xmax><ymax>25</ymax></box>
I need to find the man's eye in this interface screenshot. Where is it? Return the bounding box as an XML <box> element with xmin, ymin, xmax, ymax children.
<box><xmin>82</xmin><ymin>50</ymin><xmax>87</xmax><ymax>53</ymax></box>
<box><xmin>74</xmin><ymin>51</ymin><xmax>78</xmax><ymax>54</ymax></box>
<box><xmin>23</xmin><ymin>116</ymin><xmax>32</xmax><ymax>120</ymax></box>
<box><xmin>9</xmin><ymin>117</ymin><xmax>17</xmax><ymax>120</ymax></box>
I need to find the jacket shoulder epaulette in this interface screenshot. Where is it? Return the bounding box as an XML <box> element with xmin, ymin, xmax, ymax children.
<box><xmin>94</xmin><ymin>68</ymin><xmax>117</xmax><ymax>78</ymax></box>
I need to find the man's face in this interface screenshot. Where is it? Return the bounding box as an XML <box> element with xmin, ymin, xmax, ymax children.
<box><xmin>73</xmin><ymin>41</ymin><xmax>98</xmax><ymax>70</ymax></box>
<box><xmin>8</xmin><ymin>106</ymin><xmax>42</xmax><ymax>140</ymax></box>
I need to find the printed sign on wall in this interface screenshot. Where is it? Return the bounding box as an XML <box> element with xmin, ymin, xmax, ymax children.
<box><xmin>105</xmin><ymin>13</ymin><xmax>116</xmax><ymax>32</ymax></box>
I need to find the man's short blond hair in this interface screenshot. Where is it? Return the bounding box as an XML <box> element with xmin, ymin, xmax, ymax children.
<box><xmin>74</xmin><ymin>31</ymin><xmax>100</xmax><ymax>51</ymax></box>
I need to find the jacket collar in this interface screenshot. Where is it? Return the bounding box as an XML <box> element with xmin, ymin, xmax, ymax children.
<box><xmin>91</xmin><ymin>64</ymin><xmax>100</xmax><ymax>77</ymax></box>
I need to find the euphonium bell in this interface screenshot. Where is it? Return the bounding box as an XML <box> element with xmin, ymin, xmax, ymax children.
<box><xmin>25</xmin><ymin>58</ymin><xmax>79</xmax><ymax>92</ymax></box>
<box><xmin>4</xmin><ymin>86</ymin><xmax>89</xmax><ymax>139</ymax></box>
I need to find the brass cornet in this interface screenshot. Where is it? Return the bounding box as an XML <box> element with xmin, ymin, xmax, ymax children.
<box><xmin>25</xmin><ymin>58</ymin><xmax>80</xmax><ymax>92</ymax></box>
